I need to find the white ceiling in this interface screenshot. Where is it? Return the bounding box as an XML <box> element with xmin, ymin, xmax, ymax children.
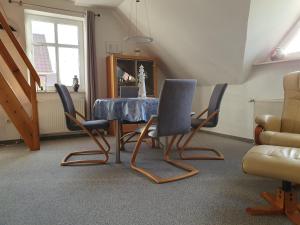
<box><xmin>72</xmin><ymin>0</ymin><xmax>124</xmax><ymax>7</ymax></box>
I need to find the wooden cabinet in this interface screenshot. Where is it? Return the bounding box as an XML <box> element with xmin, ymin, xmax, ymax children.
<box><xmin>106</xmin><ymin>54</ymin><xmax>157</xmax><ymax>134</ymax></box>
<box><xmin>107</xmin><ymin>54</ymin><xmax>157</xmax><ymax>98</ymax></box>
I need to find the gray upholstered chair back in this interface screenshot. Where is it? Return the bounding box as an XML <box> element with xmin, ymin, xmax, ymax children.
<box><xmin>207</xmin><ymin>83</ymin><xmax>227</xmax><ymax>126</ymax></box>
<box><xmin>156</xmin><ymin>79</ymin><xmax>197</xmax><ymax>137</ymax></box>
<box><xmin>55</xmin><ymin>83</ymin><xmax>78</xmax><ymax>131</ymax></box>
<box><xmin>120</xmin><ymin>86</ymin><xmax>139</xmax><ymax>98</ymax></box>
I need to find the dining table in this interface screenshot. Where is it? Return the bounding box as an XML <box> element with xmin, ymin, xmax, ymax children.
<box><xmin>93</xmin><ymin>97</ymin><xmax>159</xmax><ymax>163</ymax></box>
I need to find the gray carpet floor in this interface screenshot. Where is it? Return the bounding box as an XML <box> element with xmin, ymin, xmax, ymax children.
<box><xmin>0</xmin><ymin>132</ymin><xmax>291</xmax><ymax>225</ymax></box>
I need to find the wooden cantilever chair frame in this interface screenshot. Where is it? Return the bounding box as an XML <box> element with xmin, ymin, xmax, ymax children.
<box><xmin>130</xmin><ymin>79</ymin><xmax>199</xmax><ymax>184</ymax></box>
<box><xmin>176</xmin><ymin>108</ymin><xmax>224</xmax><ymax>160</ymax></box>
<box><xmin>176</xmin><ymin>83</ymin><xmax>227</xmax><ymax>160</ymax></box>
<box><xmin>62</xmin><ymin>111</ymin><xmax>110</xmax><ymax>166</ymax></box>
<box><xmin>55</xmin><ymin>83</ymin><xmax>110</xmax><ymax>166</ymax></box>
<box><xmin>131</xmin><ymin>117</ymin><xmax>199</xmax><ymax>184</ymax></box>
<box><xmin>118</xmin><ymin>86</ymin><xmax>140</xmax><ymax>150</ymax></box>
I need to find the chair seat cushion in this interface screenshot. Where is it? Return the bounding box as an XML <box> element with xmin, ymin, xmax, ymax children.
<box><xmin>191</xmin><ymin>118</ymin><xmax>216</xmax><ymax>129</ymax></box>
<box><xmin>260</xmin><ymin>131</ymin><xmax>300</xmax><ymax>148</ymax></box>
<box><xmin>82</xmin><ymin>120</ymin><xmax>109</xmax><ymax>130</ymax></box>
<box><xmin>242</xmin><ymin>145</ymin><xmax>300</xmax><ymax>184</ymax></box>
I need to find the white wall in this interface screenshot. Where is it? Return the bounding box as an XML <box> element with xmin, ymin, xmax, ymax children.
<box><xmin>194</xmin><ymin>60</ymin><xmax>300</xmax><ymax>139</ymax></box>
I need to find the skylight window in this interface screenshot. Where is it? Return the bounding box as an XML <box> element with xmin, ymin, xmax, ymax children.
<box><xmin>282</xmin><ymin>29</ymin><xmax>300</xmax><ymax>55</ymax></box>
<box><xmin>271</xmin><ymin>20</ymin><xmax>300</xmax><ymax>61</ymax></box>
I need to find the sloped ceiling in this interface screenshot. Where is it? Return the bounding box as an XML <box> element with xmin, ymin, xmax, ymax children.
<box><xmin>117</xmin><ymin>0</ymin><xmax>251</xmax><ymax>85</ymax></box>
<box><xmin>115</xmin><ymin>0</ymin><xmax>300</xmax><ymax>85</ymax></box>
<box><xmin>79</xmin><ymin>0</ymin><xmax>300</xmax><ymax>85</ymax></box>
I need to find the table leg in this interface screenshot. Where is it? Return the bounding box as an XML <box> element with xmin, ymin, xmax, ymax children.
<box><xmin>115</xmin><ymin>120</ymin><xmax>121</xmax><ymax>163</ymax></box>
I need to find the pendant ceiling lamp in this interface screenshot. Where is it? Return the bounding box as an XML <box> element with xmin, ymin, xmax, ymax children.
<box><xmin>125</xmin><ymin>0</ymin><xmax>153</xmax><ymax>44</ymax></box>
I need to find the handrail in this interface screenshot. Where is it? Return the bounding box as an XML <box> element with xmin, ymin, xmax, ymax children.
<box><xmin>0</xmin><ymin>10</ymin><xmax>40</xmax><ymax>150</ymax></box>
<box><xmin>0</xmin><ymin>11</ymin><xmax>40</xmax><ymax>86</ymax></box>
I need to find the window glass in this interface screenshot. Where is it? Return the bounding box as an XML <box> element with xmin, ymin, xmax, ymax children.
<box><xmin>33</xmin><ymin>46</ymin><xmax>56</xmax><ymax>73</ymax></box>
<box><xmin>58</xmin><ymin>24</ymin><xmax>78</xmax><ymax>45</ymax></box>
<box><xmin>33</xmin><ymin>46</ymin><xmax>57</xmax><ymax>88</ymax></box>
<box><xmin>26</xmin><ymin>12</ymin><xmax>84</xmax><ymax>91</ymax></box>
<box><xmin>59</xmin><ymin>47</ymin><xmax>79</xmax><ymax>86</ymax></box>
<box><xmin>283</xmin><ymin>29</ymin><xmax>300</xmax><ymax>55</ymax></box>
<box><xmin>31</xmin><ymin>21</ymin><xmax>55</xmax><ymax>43</ymax></box>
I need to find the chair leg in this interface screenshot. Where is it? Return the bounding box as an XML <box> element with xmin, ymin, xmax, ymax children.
<box><xmin>131</xmin><ymin>124</ymin><xmax>199</xmax><ymax>184</ymax></box>
<box><xmin>120</xmin><ymin>130</ymin><xmax>156</xmax><ymax>150</ymax></box>
<box><xmin>61</xmin><ymin>128</ymin><xmax>109</xmax><ymax>166</ymax></box>
<box><xmin>177</xmin><ymin>130</ymin><xmax>224</xmax><ymax>160</ymax></box>
<box><xmin>120</xmin><ymin>131</ymin><xmax>138</xmax><ymax>149</ymax></box>
<box><xmin>94</xmin><ymin>129</ymin><xmax>110</xmax><ymax>153</ymax></box>
<box><xmin>61</xmin><ymin>151</ymin><xmax>108</xmax><ymax>166</ymax></box>
<box><xmin>247</xmin><ymin>185</ymin><xmax>300</xmax><ymax>225</ymax></box>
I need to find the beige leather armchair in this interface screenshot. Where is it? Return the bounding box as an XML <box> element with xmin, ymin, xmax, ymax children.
<box><xmin>255</xmin><ymin>71</ymin><xmax>300</xmax><ymax>148</ymax></box>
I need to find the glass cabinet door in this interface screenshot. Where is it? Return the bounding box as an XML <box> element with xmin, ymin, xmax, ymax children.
<box><xmin>116</xmin><ymin>59</ymin><xmax>136</xmax><ymax>96</ymax></box>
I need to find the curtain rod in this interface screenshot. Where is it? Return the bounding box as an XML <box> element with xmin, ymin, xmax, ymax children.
<box><xmin>8</xmin><ymin>0</ymin><xmax>101</xmax><ymax>17</ymax></box>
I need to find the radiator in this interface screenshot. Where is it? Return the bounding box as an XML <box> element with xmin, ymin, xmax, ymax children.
<box><xmin>38</xmin><ymin>93</ymin><xmax>85</xmax><ymax>135</ymax></box>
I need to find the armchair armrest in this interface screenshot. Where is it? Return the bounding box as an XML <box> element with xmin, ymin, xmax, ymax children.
<box><xmin>255</xmin><ymin>115</ymin><xmax>281</xmax><ymax>132</ymax></box>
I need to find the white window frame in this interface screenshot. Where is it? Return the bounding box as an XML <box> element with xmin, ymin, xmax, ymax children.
<box><xmin>25</xmin><ymin>10</ymin><xmax>85</xmax><ymax>92</ymax></box>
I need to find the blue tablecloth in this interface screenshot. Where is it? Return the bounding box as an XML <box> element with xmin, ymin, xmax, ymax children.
<box><xmin>93</xmin><ymin>97</ymin><xmax>159</xmax><ymax>122</ymax></box>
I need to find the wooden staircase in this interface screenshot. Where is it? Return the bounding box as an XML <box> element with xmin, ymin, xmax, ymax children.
<box><xmin>0</xmin><ymin>10</ymin><xmax>40</xmax><ymax>150</ymax></box>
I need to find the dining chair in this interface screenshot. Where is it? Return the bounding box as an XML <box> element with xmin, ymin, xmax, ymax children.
<box><xmin>131</xmin><ymin>79</ymin><xmax>199</xmax><ymax>184</ymax></box>
<box><xmin>55</xmin><ymin>83</ymin><xmax>110</xmax><ymax>166</ymax></box>
<box><xmin>176</xmin><ymin>83</ymin><xmax>227</xmax><ymax>160</ymax></box>
<box><xmin>120</xmin><ymin>86</ymin><xmax>139</xmax><ymax>98</ymax></box>
<box><xmin>118</xmin><ymin>86</ymin><xmax>157</xmax><ymax>150</ymax></box>
<box><xmin>119</xmin><ymin>86</ymin><xmax>140</xmax><ymax>149</ymax></box>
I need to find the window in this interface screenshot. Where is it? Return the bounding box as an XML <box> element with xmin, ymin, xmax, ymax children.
<box><xmin>276</xmin><ymin>20</ymin><xmax>300</xmax><ymax>60</ymax></box>
<box><xmin>25</xmin><ymin>10</ymin><xmax>85</xmax><ymax>91</ymax></box>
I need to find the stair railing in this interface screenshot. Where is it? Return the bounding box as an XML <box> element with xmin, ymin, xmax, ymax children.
<box><xmin>0</xmin><ymin>10</ymin><xmax>40</xmax><ymax>150</ymax></box>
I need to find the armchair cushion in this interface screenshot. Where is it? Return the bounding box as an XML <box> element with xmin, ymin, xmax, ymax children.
<box><xmin>255</xmin><ymin>115</ymin><xmax>281</xmax><ymax>132</ymax></box>
<box><xmin>242</xmin><ymin>145</ymin><xmax>300</xmax><ymax>184</ymax></box>
<box><xmin>259</xmin><ymin>131</ymin><xmax>300</xmax><ymax>148</ymax></box>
